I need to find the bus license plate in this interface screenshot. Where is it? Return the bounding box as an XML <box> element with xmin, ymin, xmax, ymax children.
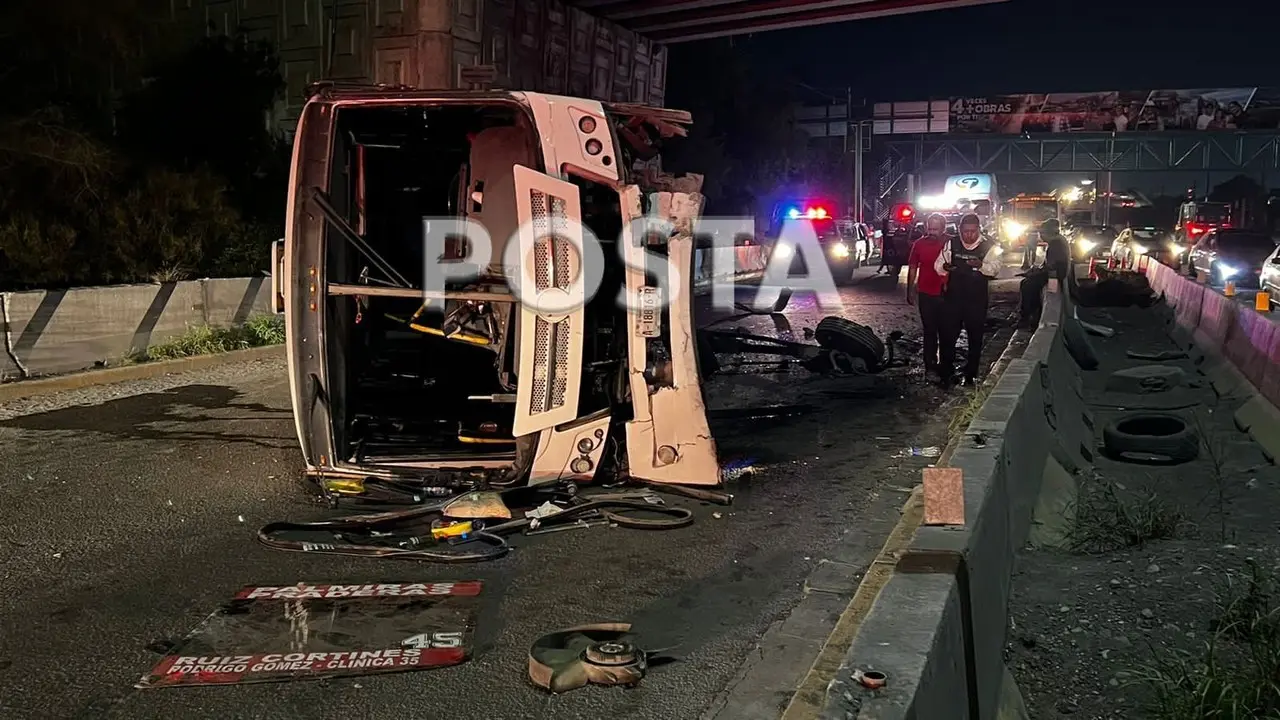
<box><xmin>638</xmin><ymin>287</ymin><xmax>661</xmax><ymax>338</ymax></box>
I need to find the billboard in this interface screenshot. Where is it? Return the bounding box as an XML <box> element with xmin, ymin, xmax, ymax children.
<box><xmin>949</xmin><ymin>88</ymin><xmax>1280</xmax><ymax>133</ymax></box>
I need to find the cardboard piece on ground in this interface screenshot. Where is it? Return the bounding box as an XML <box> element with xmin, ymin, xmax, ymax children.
<box><xmin>922</xmin><ymin>467</ymin><xmax>965</xmax><ymax>525</ymax></box>
<box><xmin>136</xmin><ymin>581</ymin><xmax>483</xmax><ymax>688</ymax></box>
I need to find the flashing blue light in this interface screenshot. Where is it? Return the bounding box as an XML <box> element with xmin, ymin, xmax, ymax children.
<box><xmin>786</xmin><ymin>207</ymin><xmax>801</xmax><ymax>219</ymax></box>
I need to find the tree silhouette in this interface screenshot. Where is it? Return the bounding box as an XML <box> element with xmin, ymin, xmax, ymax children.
<box><xmin>664</xmin><ymin>41</ymin><xmax>813</xmax><ymax>220</ymax></box>
<box><xmin>116</xmin><ymin>32</ymin><xmax>289</xmax><ymax>224</ymax></box>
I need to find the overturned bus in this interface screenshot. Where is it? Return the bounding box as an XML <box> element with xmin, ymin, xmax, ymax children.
<box><xmin>269</xmin><ymin>83</ymin><xmax>720</xmax><ymax>494</ymax></box>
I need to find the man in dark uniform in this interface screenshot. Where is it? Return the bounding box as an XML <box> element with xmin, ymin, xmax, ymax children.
<box><xmin>1040</xmin><ymin>218</ymin><xmax>1071</xmax><ymax>284</ymax></box>
<box><xmin>934</xmin><ymin>213</ymin><xmax>1004</xmax><ymax>386</ymax></box>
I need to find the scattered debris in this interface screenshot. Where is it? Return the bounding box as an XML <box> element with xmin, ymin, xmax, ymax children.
<box><xmin>528</xmin><ymin>623</ymin><xmax>673</xmax><ymax>693</ymax></box>
<box><xmin>443</xmin><ymin>491</ymin><xmax>510</xmax><ymax>520</ymax></box>
<box><xmin>720</xmin><ymin>458</ymin><xmax>757</xmax><ymax>482</ymax></box>
<box><xmin>257</xmin><ymin>480</ymin><xmax>705</xmax><ymax>563</ymax></box>
<box><xmin>1125</xmin><ymin>348</ymin><xmax>1188</xmax><ymax>361</ymax></box>
<box><xmin>855</xmin><ymin>669</ymin><xmax>888</xmax><ymax>689</ymax></box>
<box><xmin>1078</xmin><ymin>319</ymin><xmax>1116</xmax><ymax>338</ymax></box>
<box><xmin>894</xmin><ymin>446</ymin><xmax>941</xmax><ymax>458</ymax></box>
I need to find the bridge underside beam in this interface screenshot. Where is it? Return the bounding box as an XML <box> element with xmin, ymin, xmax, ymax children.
<box><xmin>569</xmin><ymin>0</ymin><xmax>1009</xmax><ymax>43</ymax></box>
<box><xmin>878</xmin><ymin>133</ymin><xmax>1280</xmax><ymax>174</ymax></box>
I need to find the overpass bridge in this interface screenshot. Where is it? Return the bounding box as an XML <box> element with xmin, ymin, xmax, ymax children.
<box><xmin>798</xmin><ymin>93</ymin><xmax>1280</xmax><ymax>222</ymax></box>
<box><xmin>569</xmin><ymin>0</ymin><xmax>1007</xmax><ymax>43</ymax></box>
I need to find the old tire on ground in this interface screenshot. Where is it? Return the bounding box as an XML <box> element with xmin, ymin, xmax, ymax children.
<box><xmin>1101</xmin><ymin>413</ymin><xmax>1199</xmax><ymax>463</ymax></box>
<box><xmin>814</xmin><ymin>316</ymin><xmax>885</xmax><ymax>371</ymax></box>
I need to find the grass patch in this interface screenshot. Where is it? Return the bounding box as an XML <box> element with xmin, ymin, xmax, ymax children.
<box><xmin>1132</xmin><ymin>559</ymin><xmax>1280</xmax><ymax>719</ymax></box>
<box><xmin>947</xmin><ymin>383</ymin><xmax>993</xmax><ymax>437</ymax></box>
<box><xmin>132</xmin><ymin>314</ymin><xmax>284</xmax><ymax>362</ymax></box>
<box><xmin>1066</xmin><ymin>476</ymin><xmax>1186</xmax><ymax>555</ymax></box>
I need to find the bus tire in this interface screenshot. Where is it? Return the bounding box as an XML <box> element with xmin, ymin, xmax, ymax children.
<box><xmin>814</xmin><ymin>317</ymin><xmax>885</xmax><ymax>372</ymax></box>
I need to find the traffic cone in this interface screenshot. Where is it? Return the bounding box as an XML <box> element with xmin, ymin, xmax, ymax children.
<box><xmin>1137</xmin><ymin>254</ymin><xmax>1149</xmax><ymax>273</ymax></box>
<box><xmin>1257</xmin><ymin>291</ymin><xmax>1271</xmax><ymax>312</ymax></box>
<box><xmin>1088</xmin><ymin>257</ymin><xmax>1097</xmax><ymax>279</ymax></box>
<box><xmin>1224</xmin><ymin>280</ymin><xmax>1236</xmax><ymax>297</ymax></box>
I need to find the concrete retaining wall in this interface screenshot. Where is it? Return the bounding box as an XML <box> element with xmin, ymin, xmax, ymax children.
<box><xmin>0</xmin><ymin>277</ymin><xmax>272</xmax><ymax>381</ymax></box>
<box><xmin>694</xmin><ymin>244</ymin><xmax>770</xmax><ymax>284</ymax></box>
<box><xmin>1142</xmin><ymin>261</ymin><xmax>1280</xmax><ymax>459</ymax></box>
<box><xmin>0</xmin><ymin>246</ymin><xmax>768</xmax><ymax>384</ymax></box>
<box><xmin>818</xmin><ymin>286</ymin><xmax>1072</xmax><ymax>720</ymax></box>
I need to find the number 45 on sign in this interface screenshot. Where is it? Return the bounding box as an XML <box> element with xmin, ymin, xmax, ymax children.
<box><xmin>402</xmin><ymin>632</ymin><xmax>464</xmax><ymax>649</ymax></box>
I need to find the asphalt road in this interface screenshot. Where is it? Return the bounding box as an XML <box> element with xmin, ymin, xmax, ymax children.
<box><xmin>0</xmin><ymin>262</ymin><xmax>1024</xmax><ymax>720</ymax></box>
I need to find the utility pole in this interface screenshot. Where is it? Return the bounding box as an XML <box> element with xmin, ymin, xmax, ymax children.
<box><xmin>847</xmin><ymin>86</ymin><xmax>865</xmax><ymax>224</ymax></box>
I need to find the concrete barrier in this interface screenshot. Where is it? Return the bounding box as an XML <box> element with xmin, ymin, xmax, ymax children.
<box><xmin>0</xmin><ymin>277</ymin><xmax>272</xmax><ymax>381</ymax></box>
<box><xmin>817</xmin><ymin>285</ymin><xmax>1071</xmax><ymax>720</ymax></box>
<box><xmin>0</xmin><ymin>250</ymin><xmax>767</xmax><ymax>385</ymax></box>
<box><xmin>694</xmin><ymin>244</ymin><xmax>769</xmax><ymax>284</ymax></box>
<box><xmin>1142</xmin><ymin>261</ymin><xmax>1280</xmax><ymax>461</ymax></box>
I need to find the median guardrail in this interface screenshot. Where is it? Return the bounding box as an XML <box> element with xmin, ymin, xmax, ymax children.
<box><xmin>816</xmin><ymin>284</ymin><xmax>1069</xmax><ymax>719</ymax></box>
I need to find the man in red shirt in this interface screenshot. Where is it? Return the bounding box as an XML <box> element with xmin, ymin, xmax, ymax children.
<box><xmin>907</xmin><ymin>213</ymin><xmax>950</xmax><ymax>380</ymax></box>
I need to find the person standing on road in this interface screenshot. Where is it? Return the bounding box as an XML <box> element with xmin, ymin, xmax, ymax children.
<box><xmin>906</xmin><ymin>213</ymin><xmax>951</xmax><ymax>379</ymax></box>
<box><xmin>935</xmin><ymin>213</ymin><xmax>1003</xmax><ymax>387</ymax></box>
<box><xmin>1041</xmin><ymin>218</ymin><xmax>1070</xmax><ymax>284</ymax></box>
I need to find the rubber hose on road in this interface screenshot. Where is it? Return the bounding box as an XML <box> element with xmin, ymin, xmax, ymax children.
<box><xmin>257</xmin><ymin>498</ymin><xmax>694</xmax><ymax>564</ymax></box>
<box><xmin>258</xmin><ymin>520</ymin><xmax>510</xmax><ymax>563</ymax></box>
<box><xmin>536</xmin><ymin>498</ymin><xmax>696</xmax><ymax>530</ymax></box>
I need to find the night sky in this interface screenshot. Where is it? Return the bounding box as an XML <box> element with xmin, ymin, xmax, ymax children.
<box><xmin>667</xmin><ymin>0</ymin><xmax>1279</xmax><ymax>197</ymax></box>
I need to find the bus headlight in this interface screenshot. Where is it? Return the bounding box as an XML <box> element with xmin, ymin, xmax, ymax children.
<box><xmin>1075</xmin><ymin>239</ymin><xmax>1096</xmax><ymax>255</ymax></box>
<box><xmin>1131</xmin><ymin>243</ymin><xmax>1149</xmax><ymax>255</ymax></box>
<box><xmin>1218</xmin><ymin>263</ymin><xmax>1239</xmax><ymax>279</ymax></box>
<box><xmin>1168</xmin><ymin>243</ymin><xmax>1185</xmax><ymax>255</ymax></box>
<box><xmin>1002</xmin><ymin>219</ymin><xmax>1027</xmax><ymax>239</ymax></box>
<box><xmin>830</xmin><ymin>242</ymin><xmax>850</xmax><ymax>259</ymax></box>
<box><xmin>774</xmin><ymin>243</ymin><xmax>794</xmax><ymax>259</ymax></box>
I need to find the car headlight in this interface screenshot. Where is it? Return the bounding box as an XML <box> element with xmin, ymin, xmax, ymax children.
<box><xmin>830</xmin><ymin>242</ymin><xmax>850</xmax><ymax>259</ymax></box>
<box><xmin>1131</xmin><ymin>243</ymin><xmax>1149</xmax><ymax>255</ymax></box>
<box><xmin>1002</xmin><ymin>219</ymin><xmax>1026</xmax><ymax>239</ymax></box>
<box><xmin>1218</xmin><ymin>263</ymin><xmax>1239</xmax><ymax>278</ymax></box>
<box><xmin>1076</xmin><ymin>239</ymin><xmax>1097</xmax><ymax>254</ymax></box>
<box><xmin>774</xmin><ymin>243</ymin><xmax>794</xmax><ymax>260</ymax></box>
<box><xmin>1168</xmin><ymin>243</ymin><xmax>1185</xmax><ymax>255</ymax></box>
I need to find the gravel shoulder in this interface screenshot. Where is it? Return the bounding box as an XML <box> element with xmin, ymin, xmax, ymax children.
<box><xmin>1007</xmin><ymin>301</ymin><xmax>1280</xmax><ymax>720</ymax></box>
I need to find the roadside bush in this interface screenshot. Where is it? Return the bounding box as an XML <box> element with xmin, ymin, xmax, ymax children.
<box><xmin>134</xmin><ymin>314</ymin><xmax>284</xmax><ymax>361</ymax></box>
<box><xmin>0</xmin><ymin>141</ymin><xmax>273</xmax><ymax>290</ymax></box>
<box><xmin>0</xmin><ymin>31</ymin><xmax>285</xmax><ymax>292</ymax></box>
<box><xmin>99</xmin><ymin>166</ymin><xmax>266</xmax><ymax>283</ymax></box>
<box><xmin>1134</xmin><ymin>560</ymin><xmax>1280</xmax><ymax>718</ymax></box>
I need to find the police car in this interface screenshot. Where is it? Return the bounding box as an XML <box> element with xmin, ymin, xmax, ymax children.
<box><xmin>768</xmin><ymin>201</ymin><xmax>864</xmax><ymax>282</ymax></box>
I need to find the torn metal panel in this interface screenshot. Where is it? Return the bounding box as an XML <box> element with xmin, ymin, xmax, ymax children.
<box><xmin>624</xmin><ymin>188</ymin><xmax>721</xmax><ymax>486</ymax></box>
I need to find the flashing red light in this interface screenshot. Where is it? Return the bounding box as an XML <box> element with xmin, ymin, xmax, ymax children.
<box><xmin>898</xmin><ymin>205</ymin><xmax>914</xmax><ymax>219</ymax></box>
<box><xmin>1187</xmin><ymin>223</ymin><xmax>1207</xmax><ymax>236</ymax></box>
